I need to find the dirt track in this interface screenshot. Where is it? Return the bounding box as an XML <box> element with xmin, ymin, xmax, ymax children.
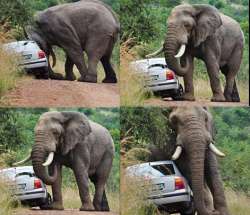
<box><xmin>145</xmin><ymin>97</ymin><xmax>249</xmax><ymax>107</ymax></box>
<box><xmin>0</xmin><ymin>79</ymin><xmax>119</xmax><ymax>107</ymax></box>
<box><xmin>15</xmin><ymin>208</ymin><xmax>118</xmax><ymax>215</ymax></box>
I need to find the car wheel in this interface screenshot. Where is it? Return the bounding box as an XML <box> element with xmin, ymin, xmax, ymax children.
<box><xmin>180</xmin><ymin>198</ymin><xmax>196</xmax><ymax>215</ymax></box>
<box><xmin>40</xmin><ymin>193</ymin><xmax>52</xmax><ymax>210</ymax></box>
<box><xmin>172</xmin><ymin>84</ymin><xmax>184</xmax><ymax>100</ymax></box>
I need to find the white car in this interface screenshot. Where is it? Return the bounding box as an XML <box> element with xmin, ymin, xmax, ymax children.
<box><xmin>126</xmin><ymin>161</ymin><xmax>195</xmax><ymax>215</ymax></box>
<box><xmin>3</xmin><ymin>40</ymin><xmax>49</xmax><ymax>77</ymax></box>
<box><xmin>131</xmin><ymin>58</ymin><xmax>183</xmax><ymax>100</ymax></box>
<box><xmin>0</xmin><ymin>166</ymin><xmax>51</xmax><ymax>208</ymax></box>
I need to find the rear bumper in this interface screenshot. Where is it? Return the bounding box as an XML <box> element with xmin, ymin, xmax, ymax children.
<box><xmin>20</xmin><ymin>60</ymin><xmax>48</xmax><ymax>69</ymax></box>
<box><xmin>149</xmin><ymin>191</ymin><xmax>191</xmax><ymax>205</ymax></box>
<box><xmin>16</xmin><ymin>189</ymin><xmax>47</xmax><ymax>201</ymax></box>
<box><xmin>146</xmin><ymin>81</ymin><xmax>179</xmax><ymax>92</ymax></box>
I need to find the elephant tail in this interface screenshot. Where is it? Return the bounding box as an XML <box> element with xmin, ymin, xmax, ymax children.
<box><xmin>49</xmin><ymin>47</ymin><xmax>57</xmax><ymax>68</ymax></box>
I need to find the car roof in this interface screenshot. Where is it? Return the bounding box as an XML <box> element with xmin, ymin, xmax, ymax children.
<box><xmin>3</xmin><ymin>40</ymin><xmax>39</xmax><ymax>52</ymax></box>
<box><xmin>0</xmin><ymin>166</ymin><xmax>34</xmax><ymax>174</ymax></box>
<box><xmin>3</xmin><ymin>40</ymin><xmax>36</xmax><ymax>46</ymax></box>
<box><xmin>127</xmin><ymin>160</ymin><xmax>174</xmax><ymax>169</ymax></box>
<box><xmin>133</xmin><ymin>58</ymin><xmax>166</xmax><ymax>66</ymax></box>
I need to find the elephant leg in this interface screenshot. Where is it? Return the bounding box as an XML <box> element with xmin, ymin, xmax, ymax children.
<box><xmin>65</xmin><ymin>56</ymin><xmax>76</xmax><ymax>81</ymax></box>
<box><xmin>181</xmin><ymin>55</ymin><xmax>195</xmax><ymax>101</ymax></box>
<box><xmin>46</xmin><ymin>164</ymin><xmax>64</xmax><ymax>210</ymax></box>
<box><xmin>204</xmin><ymin>56</ymin><xmax>225</xmax><ymax>102</ymax></box>
<box><xmin>63</xmin><ymin>46</ymin><xmax>88</xmax><ymax>82</ymax></box>
<box><xmin>101</xmin><ymin>55</ymin><xmax>117</xmax><ymax>83</ymax></box>
<box><xmin>85</xmin><ymin>54</ymin><xmax>98</xmax><ymax>83</ymax></box>
<box><xmin>100</xmin><ymin>39</ymin><xmax>117</xmax><ymax>83</ymax></box>
<box><xmin>206</xmin><ymin>151</ymin><xmax>230</xmax><ymax>215</ymax></box>
<box><xmin>92</xmin><ymin>152</ymin><xmax>113</xmax><ymax>211</ymax></box>
<box><xmin>221</xmin><ymin>65</ymin><xmax>240</xmax><ymax>102</ymax></box>
<box><xmin>73</xmin><ymin>167</ymin><xmax>94</xmax><ymax>211</ymax></box>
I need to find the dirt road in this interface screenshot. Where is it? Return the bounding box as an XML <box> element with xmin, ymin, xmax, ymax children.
<box><xmin>145</xmin><ymin>97</ymin><xmax>249</xmax><ymax>107</ymax></box>
<box><xmin>15</xmin><ymin>208</ymin><xmax>118</xmax><ymax>215</ymax></box>
<box><xmin>0</xmin><ymin>79</ymin><xmax>119</xmax><ymax>107</ymax></box>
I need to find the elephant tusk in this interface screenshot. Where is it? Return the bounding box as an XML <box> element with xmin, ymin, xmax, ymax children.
<box><xmin>171</xmin><ymin>146</ymin><xmax>183</xmax><ymax>160</ymax></box>
<box><xmin>13</xmin><ymin>154</ymin><xmax>31</xmax><ymax>166</ymax></box>
<box><xmin>209</xmin><ymin>143</ymin><xmax>225</xmax><ymax>157</ymax></box>
<box><xmin>146</xmin><ymin>47</ymin><xmax>164</xmax><ymax>58</ymax></box>
<box><xmin>42</xmin><ymin>152</ymin><xmax>55</xmax><ymax>166</ymax></box>
<box><xmin>174</xmin><ymin>44</ymin><xmax>186</xmax><ymax>58</ymax></box>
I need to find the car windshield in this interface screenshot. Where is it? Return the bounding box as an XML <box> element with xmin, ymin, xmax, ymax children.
<box><xmin>148</xmin><ymin>64</ymin><xmax>167</xmax><ymax>69</ymax></box>
<box><xmin>150</xmin><ymin>164</ymin><xmax>175</xmax><ymax>177</ymax></box>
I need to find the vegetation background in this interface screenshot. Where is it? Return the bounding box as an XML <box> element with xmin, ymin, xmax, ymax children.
<box><xmin>0</xmin><ymin>108</ymin><xmax>120</xmax><ymax>213</ymax></box>
<box><xmin>0</xmin><ymin>0</ymin><xmax>120</xmax><ymax>97</ymax></box>
<box><xmin>120</xmin><ymin>107</ymin><xmax>250</xmax><ymax>215</ymax></box>
<box><xmin>120</xmin><ymin>0</ymin><xmax>249</xmax><ymax>105</ymax></box>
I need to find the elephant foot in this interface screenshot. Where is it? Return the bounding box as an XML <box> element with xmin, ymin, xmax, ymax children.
<box><xmin>40</xmin><ymin>201</ymin><xmax>64</xmax><ymax>210</ymax></box>
<box><xmin>78</xmin><ymin>74</ymin><xmax>97</xmax><ymax>83</ymax></box>
<box><xmin>102</xmin><ymin>76</ymin><xmax>117</xmax><ymax>83</ymax></box>
<box><xmin>93</xmin><ymin>202</ymin><xmax>110</xmax><ymax>211</ymax></box>
<box><xmin>65</xmin><ymin>74</ymin><xmax>76</xmax><ymax>81</ymax></box>
<box><xmin>182</xmin><ymin>93</ymin><xmax>195</xmax><ymax>101</ymax></box>
<box><xmin>49</xmin><ymin>72</ymin><xmax>65</xmax><ymax>80</ymax></box>
<box><xmin>80</xmin><ymin>203</ymin><xmax>95</xmax><ymax>211</ymax></box>
<box><xmin>225</xmin><ymin>92</ymin><xmax>240</xmax><ymax>102</ymax></box>
<box><xmin>211</xmin><ymin>93</ymin><xmax>226</xmax><ymax>102</ymax></box>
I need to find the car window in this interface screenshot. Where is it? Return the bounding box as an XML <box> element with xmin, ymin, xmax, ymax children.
<box><xmin>16</xmin><ymin>172</ymin><xmax>34</xmax><ymax>177</ymax></box>
<box><xmin>148</xmin><ymin>64</ymin><xmax>167</xmax><ymax>69</ymax></box>
<box><xmin>150</xmin><ymin>164</ymin><xmax>175</xmax><ymax>176</ymax></box>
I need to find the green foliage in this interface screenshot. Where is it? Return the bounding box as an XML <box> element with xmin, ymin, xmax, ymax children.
<box><xmin>211</xmin><ymin>108</ymin><xmax>250</xmax><ymax>195</ymax></box>
<box><xmin>122</xmin><ymin>107</ymin><xmax>250</xmax><ymax>195</ymax></box>
<box><xmin>0</xmin><ymin>108</ymin><xmax>120</xmax><ymax>193</ymax></box>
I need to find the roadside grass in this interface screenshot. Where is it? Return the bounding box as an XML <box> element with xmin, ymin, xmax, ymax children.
<box><xmin>120</xmin><ymin>170</ymin><xmax>158</xmax><ymax>215</ymax></box>
<box><xmin>47</xmin><ymin>186</ymin><xmax>120</xmax><ymax>213</ymax></box>
<box><xmin>0</xmin><ymin>44</ymin><xmax>22</xmax><ymax>98</ymax></box>
<box><xmin>120</xmin><ymin>40</ymin><xmax>150</xmax><ymax>106</ymax></box>
<box><xmin>227</xmin><ymin>189</ymin><xmax>250</xmax><ymax>215</ymax></box>
<box><xmin>0</xmin><ymin>180</ymin><xmax>19</xmax><ymax>215</ymax></box>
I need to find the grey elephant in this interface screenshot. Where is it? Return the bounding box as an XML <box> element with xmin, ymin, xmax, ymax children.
<box><xmin>150</xmin><ymin>107</ymin><xmax>229</xmax><ymax>215</ymax></box>
<box><xmin>14</xmin><ymin>111</ymin><xmax>115</xmax><ymax>211</ymax></box>
<box><xmin>147</xmin><ymin>4</ymin><xmax>244</xmax><ymax>102</ymax></box>
<box><xmin>26</xmin><ymin>0</ymin><xmax>119</xmax><ymax>83</ymax></box>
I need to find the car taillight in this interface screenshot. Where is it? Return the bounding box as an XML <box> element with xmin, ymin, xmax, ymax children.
<box><xmin>38</xmin><ymin>50</ymin><xmax>46</xmax><ymax>59</ymax></box>
<box><xmin>166</xmin><ymin>70</ymin><xmax>175</xmax><ymax>80</ymax></box>
<box><xmin>34</xmin><ymin>179</ymin><xmax>42</xmax><ymax>189</ymax></box>
<box><xmin>175</xmin><ymin>177</ymin><xmax>185</xmax><ymax>190</ymax></box>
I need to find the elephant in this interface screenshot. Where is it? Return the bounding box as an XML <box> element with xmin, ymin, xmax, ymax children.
<box><xmin>147</xmin><ymin>4</ymin><xmax>244</xmax><ymax>102</ymax></box>
<box><xmin>14</xmin><ymin>111</ymin><xmax>115</xmax><ymax>211</ymax></box>
<box><xmin>150</xmin><ymin>107</ymin><xmax>229</xmax><ymax>215</ymax></box>
<box><xmin>26</xmin><ymin>0</ymin><xmax>119</xmax><ymax>83</ymax></box>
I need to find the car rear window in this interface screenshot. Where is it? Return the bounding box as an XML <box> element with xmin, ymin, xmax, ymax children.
<box><xmin>148</xmin><ymin>64</ymin><xmax>167</xmax><ymax>69</ymax></box>
<box><xmin>151</xmin><ymin>164</ymin><xmax>175</xmax><ymax>176</ymax></box>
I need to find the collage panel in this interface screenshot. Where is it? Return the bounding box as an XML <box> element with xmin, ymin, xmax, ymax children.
<box><xmin>0</xmin><ymin>0</ymin><xmax>249</xmax><ymax>215</ymax></box>
<box><xmin>0</xmin><ymin>0</ymin><xmax>119</xmax><ymax>108</ymax></box>
<box><xmin>120</xmin><ymin>0</ymin><xmax>249</xmax><ymax>107</ymax></box>
<box><xmin>0</xmin><ymin>108</ymin><xmax>120</xmax><ymax>215</ymax></box>
<box><xmin>120</xmin><ymin>106</ymin><xmax>250</xmax><ymax>215</ymax></box>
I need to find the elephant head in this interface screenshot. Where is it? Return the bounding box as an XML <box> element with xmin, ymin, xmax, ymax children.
<box><xmin>15</xmin><ymin>111</ymin><xmax>91</xmax><ymax>185</ymax></box>
<box><xmin>169</xmin><ymin>107</ymin><xmax>225</xmax><ymax>214</ymax></box>
<box><xmin>147</xmin><ymin>4</ymin><xmax>222</xmax><ymax>76</ymax></box>
<box><xmin>25</xmin><ymin>23</ymin><xmax>57</xmax><ymax>68</ymax></box>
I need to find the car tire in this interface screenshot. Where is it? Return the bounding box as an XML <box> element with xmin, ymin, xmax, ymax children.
<box><xmin>172</xmin><ymin>84</ymin><xmax>184</xmax><ymax>100</ymax></box>
<box><xmin>39</xmin><ymin>193</ymin><xmax>52</xmax><ymax>210</ymax></box>
<box><xmin>180</xmin><ymin>198</ymin><xmax>196</xmax><ymax>215</ymax></box>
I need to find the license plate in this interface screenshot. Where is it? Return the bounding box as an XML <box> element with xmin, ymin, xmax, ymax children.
<box><xmin>149</xmin><ymin>75</ymin><xmax>159</xmax><ymax>81</ymax></box>
<box><xmin>151</xmin><ymin>183</ymin><xmax>165</xmax><ymax>192</ymax></box>
<box><xmin>23</xmin><ymin>54</ymin><xmax>32</xmax><ymax>60</ymax></box>
<box><xmin>17</xmin><ymin>183</ymin><xmax>26</xmax><ymax>191</ymax></box>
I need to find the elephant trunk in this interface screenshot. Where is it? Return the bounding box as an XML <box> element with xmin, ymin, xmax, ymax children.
<box><xmin>181</xmin><ymin>120</ymin><xmax>211</xmax><ymax>214</ymax></box>
<box><xmin>31</xmin><ymin>138</ymin><xmax>57</xmax><ymax>185</ymax></box>
<box><xmin>164</xmin><ymin>25</ymin><xmax>190</xmax><ymax>76</ymax></box>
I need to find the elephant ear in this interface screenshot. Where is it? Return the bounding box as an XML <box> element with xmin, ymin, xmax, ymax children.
<box><xmin>193</xmin><ymin>4</ymin><xmax>222</xmax><ymax>47</ymax></box>
<box><xmin>202</xmin><ymin>107</ymin><xmax>216</xmax><ymax>139</ymax></box>
<box><xmin>61</xmin><ymin>112</ymin><xmax>92</xmax><ymax>155</ymax></box>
